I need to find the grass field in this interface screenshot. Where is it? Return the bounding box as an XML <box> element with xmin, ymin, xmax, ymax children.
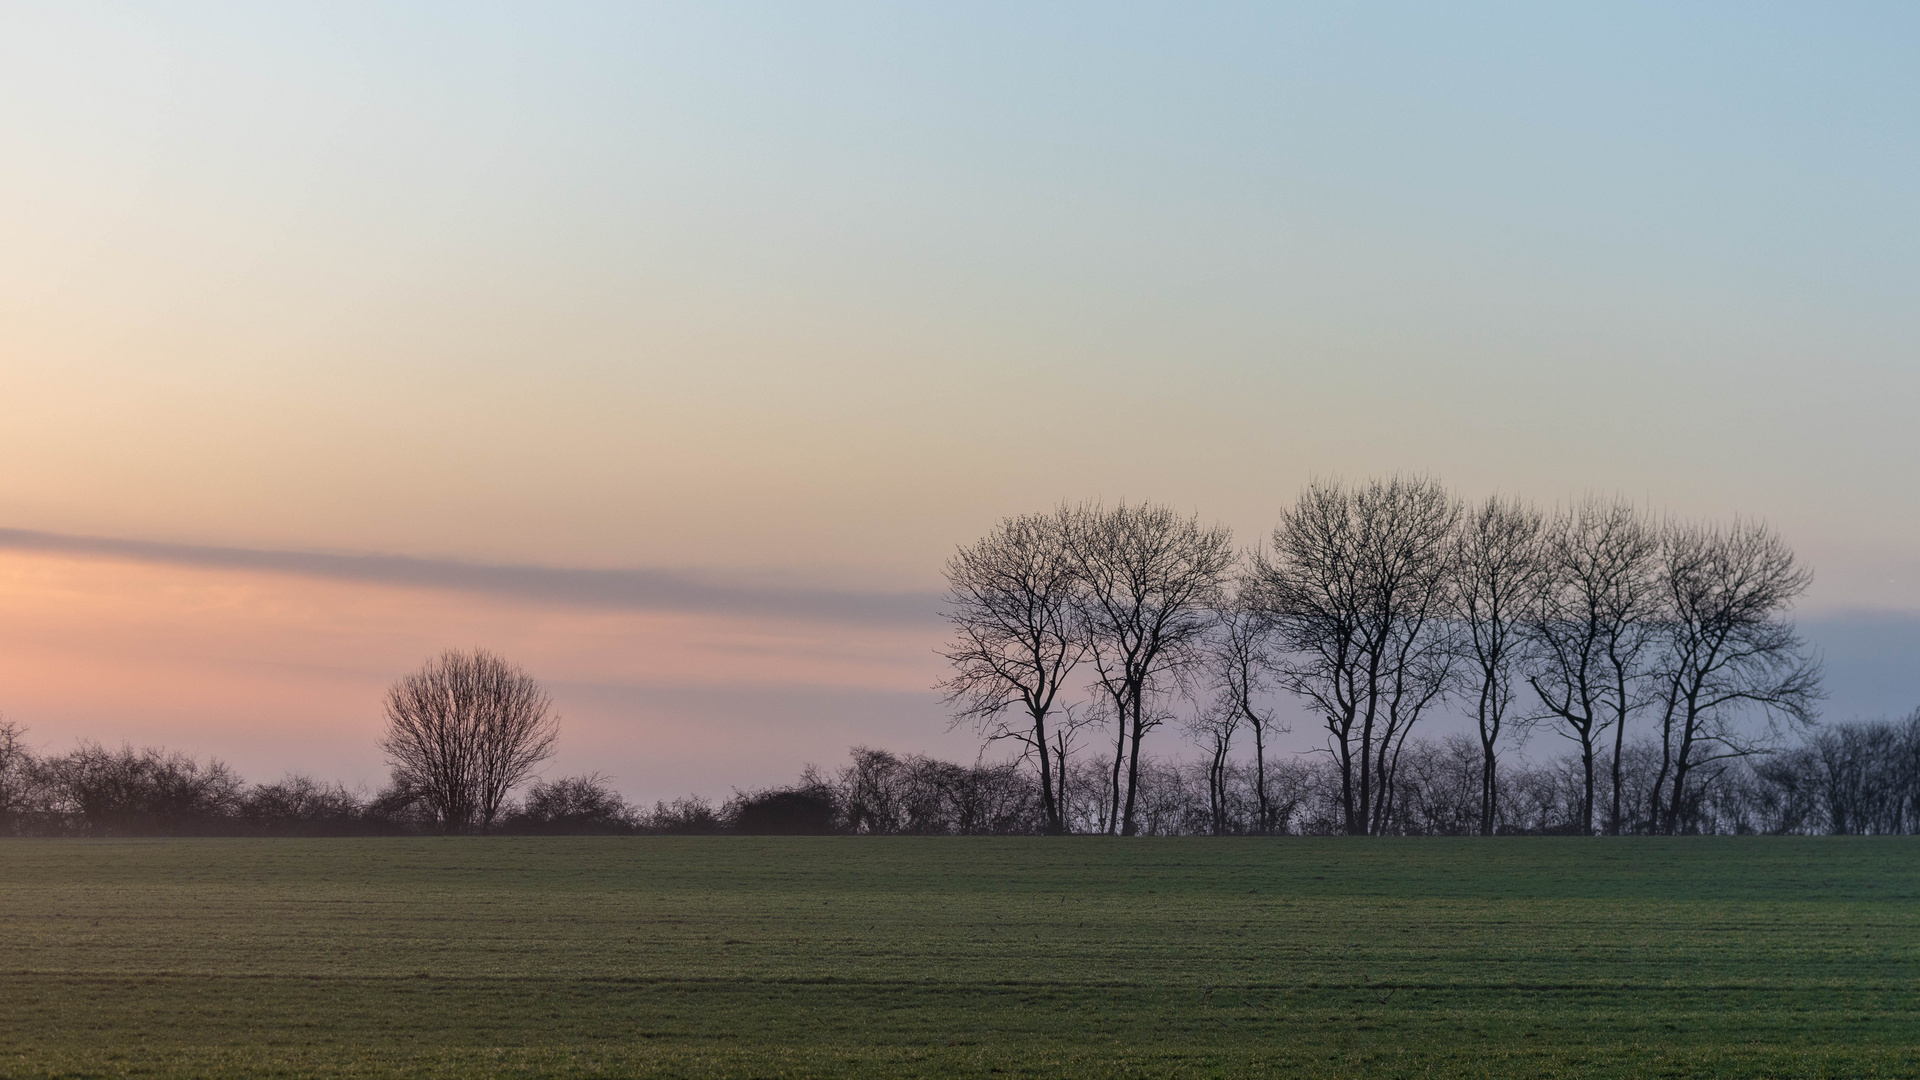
<box><xmin>1</xmin><ymin>837</ymin><xmax>1916</xmax><ymax>1078</ymax></box>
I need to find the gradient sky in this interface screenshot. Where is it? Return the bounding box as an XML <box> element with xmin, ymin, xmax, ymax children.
<box><xmin>3</xmin><ymin>3</ymin><xmax>1917</xmax><ymax>798</ymax></box>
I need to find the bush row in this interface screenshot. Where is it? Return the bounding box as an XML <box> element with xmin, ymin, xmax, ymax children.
<box><xmin>2</xmin><ymin>713</ymin><xmax>1915</xmax><ymax>837</ymax></box>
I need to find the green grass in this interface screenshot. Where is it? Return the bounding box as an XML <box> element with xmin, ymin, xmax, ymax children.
<box><xmin>1</xmin><ymin>837</ymin><xmax>1916</xmax><ymax>1078</ymax></box>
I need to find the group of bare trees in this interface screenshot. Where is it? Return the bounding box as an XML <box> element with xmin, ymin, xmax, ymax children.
<box><xmin>1051</xmin><ymin>711</ymin><xmax>1920</xmax><ymax>836</ymax></box>
<box><xmin>941</xmin><ymin>503</ymin><xmax>1237</xmax><ymax>835</ymax></box>
<box><xmin>0</xmin><ymin>493</ymin><xmax>1845</xmax><ymax>843</ymax></box>
<box><xmin>626</xmin><ymin>716</ymin><xmax>1920</xmax><ymax>836</ymax></box>
<box><xmin>1253</xmin><ymin>479</ymin><xmax>1461</xmax><ymax>837</ymax></box>
<box><xmin>941</xmin><ymin>480</ymin><xmax>1825</xmax><ymax>836</ymax></box>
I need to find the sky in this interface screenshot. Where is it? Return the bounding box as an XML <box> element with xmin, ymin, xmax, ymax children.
<box><xmin>2</xmin><ymin>2</ymin><xmax>1917</xmax><ymax>799</ymax></box>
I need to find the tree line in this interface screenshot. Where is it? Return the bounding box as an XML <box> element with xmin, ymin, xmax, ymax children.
<box><xmin>0</xmin><ymin>648</ymin><xmax>1043</xmax><ymax>838</ymax></box>
<box><xmin>940</xmin><ymin>478</ymin><xmax>1825</xmax><ymax>835</ymax></box>
<box><xmin>5</xmin><ymin>720</ymin><xmax>1919</xmax><ymax>837</ymax></box>
<box><xmin>2</xmin><ymin>478</ymin><xmax>1901</xmax><ymax>839</ymax></box>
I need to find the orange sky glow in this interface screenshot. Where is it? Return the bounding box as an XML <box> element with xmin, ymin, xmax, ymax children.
<box><xmin>0</xmin><ymin>549</ymin><xmax>962</xmax><ymax>798</ymax></box>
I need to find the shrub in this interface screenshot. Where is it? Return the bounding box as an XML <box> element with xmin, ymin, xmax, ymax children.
<box><xmin>727</xmin><ymin>786</ymin><xmax>839</xmax><ymax>835</ymax></box>
<box><xmin>506</xmin><ymin>774</ymin><xmax>637</xmax><ymax>834</ymax></box>
<box><xmin>639</xmin><ymin>796</ymin><xmax>724</xmax><ymax>834</ymax></box>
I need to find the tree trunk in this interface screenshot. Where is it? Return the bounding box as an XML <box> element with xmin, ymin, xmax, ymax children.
<box><xmin>1666</xmin><ymin>721</ymin><xmax>1697</xmax><ymax>835</ymax></box>
<box><xmin>1357</xmin><ymin>708</ymin><xmax>1376</xmax><ymax>837</ymax></box>
<box><xmin>1650</xmin><ymin>702</ymin><xmax>1676</xmax><ymax>836</ymax></box>
<box><xmin>1478</xmin><ymin>680</ymin><xmax>1498</xmax><ymax>836</ymax></box>
<box><xmin>1607</xmin><ymin>703</ymin><xmax>1627</xmax><ymax>835</ymax></box>
<box><xmin>1479</xmin><ymin>736</ymin><xmax>1498</xmax><ymax>836</ymax></box>
<box><xmin>1030</xmin><ymin>708</ymin><xmax>1061</xmax><ymax>835</ymax></box>
<box><xmin>1579</xmin><ymin>737</ymin><xmax>1596</xmax><ymax>835</ymax></box>
<box><xmin>1253</xmin><ymin>722</ymin><xmax>1271</xmax><ymax>835</ymax></box>
<box><xmin>1337</xmin><ymin>728</ymin><xmax>1359</xmax><ymax>836</ymax></box>
<box><xmin>1053</xmin><ymin>730</ymin><xmax>1072</xmax><ymax>834</ymax></box>
<box><xmin>1121</xmin><ymin>683</ymin><xmax>1146</xmax><ymax>835</ymax></box>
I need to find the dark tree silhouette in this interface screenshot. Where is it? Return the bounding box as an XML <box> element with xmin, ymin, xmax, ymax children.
<box><xmin>939</xmin><ymin>512</ymin><xmax>1085</xmax><ymax>833</ymax></box>
<box><xmin>379</xmin><ymin>648</ymin><xmax>558</xmax><ymax>832</ymax></box>
<box><xmin>1452</xmin><ymin>495</ymin><xmax>1548</xmax><ymax>836</ymax></box>
<box><xmin>0</xmin><ymin>717</ymin><xmax>35</xmax><ymax>833</ymax></box>
<box><xmin>1184</xmin><ymin>694</ymin><xmax>1239</xmax><ymax>836</ymax></box>
<box><xmin>1809</xmin><ymin>711</ymin><xmax>1920</xmax><ymax>834</ymax></box>
<box><xmin>1648</xmin><ymin>520</ymin><xmax>1822</xmax><ymax>833</ymax></box>
<box><xmin>1253</xmin><ymin>477</ymin><xmax>1459</xmax><ymax>836</ymax></box>
<box><xmin>1062</xmin><ymin>501</ymin><xmax>1235</xmax><ymax>836</ymax></box>
<box><xmin>1200</xmin><ymin>590</ymin><xmax>1287</xmax><ymax>833</ymax></box>
<box><xmin>1524</xmin><ymin>499</ymin><xmax>1660</xmax><ymax>835</ymax></box>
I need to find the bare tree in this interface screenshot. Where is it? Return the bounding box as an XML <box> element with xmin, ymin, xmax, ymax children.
<box><xmin>939</xmin><ymin>512</ymin><xmax>1085</xmax><ymax>834</ymax></box>
<box><xmin>1452</xmin><ymin>496</ymin><xmax>1548</xmax><ymax>835</ymax></box>
<box><xmin>1205</xmin><ymin>590</ymin><xmax>1288</xmax><ymax>833</ymax></box>
<box><xmin>1524</xmin><ymin>499</ymin><xmax>1660</xmax><ymax>835</ymax></box>
<box><xmin>0</xmin><ymin>716</ymin><xmax>34</xmax><ymax>833</ymax></box>
<box><xmin>380</xmin><ymin>648</ymin><xmax>559</xmax><ymax>832</ymax></box>
<box><xmin>1254</xmin><ymin>477</ymin><xmax>1460</xmax><ymax>836</ymax></box>
<box><xmin>1184</xmin><ymin>697</ymin><xmax>1239</xmax><ymax>835</ymax></box>
<box><xmin>1648</xmin><ymin>520</ymin><xmax>1821</xmax><ymax>833</ymax></box>
<box><xmin>1045</xmin><ymin>703</ymin><xmax>1098</xmax><ymax>835</ymax></box>
<box><xmin>1062</xmin><ymin>501</ymin><xmax>1236</xmax><ymax>836</ymax></box>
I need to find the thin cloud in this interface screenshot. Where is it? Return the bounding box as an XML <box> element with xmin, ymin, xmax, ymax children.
<box><xmin>0</xmin><ymin>528</ymin><xmax>942</xmax><ymax>627</ymax></box>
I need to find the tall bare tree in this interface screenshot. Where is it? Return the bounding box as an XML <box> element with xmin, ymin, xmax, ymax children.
<box><xmin>1524</xmin><ymin>499</ymin><xmax>1659</xmax><ymax>835</ymax></box>
<box><xmin>1452</xmin><ymin>496</ymin><xmax>1548</xmax><ymax>836</ymax></box>
<box><xmin>1205</xmin><ymin>589</ymin><xmax>1288</xmax><ymax>833</ymax></box>
<box><xmin>1254</xmin><ymin>477</ymin><xmax>1460</xmax><ymax>836</ymax></box>
<box><xmin>380</xmin><ymin>648</ymin><xmax>559</xmax><ymax>832</ymax></box>
<box><xmin>939</xmin><ymin>512</ymin><xmax>1085</xmax><ymax>834</ymax></box>
<box><xmin>1648</xmin><ymin>519</ymin><xmax>1821</xmax><ymax>833</ymax></box>
<box><xmin>1062</xmin><ymin>501</ymin><xmax>1235</xmax><ymax>836</ymax></box>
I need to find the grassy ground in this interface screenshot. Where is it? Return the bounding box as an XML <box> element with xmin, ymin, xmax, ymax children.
<box><xmin>0</xmin><ymin>836</ymin><xmax>1915</xmax><ymax>1078</ymax></box>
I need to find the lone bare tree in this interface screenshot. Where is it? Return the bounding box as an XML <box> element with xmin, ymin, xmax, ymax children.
<box><xmin>1254</xmin><ymin>477</ymin><xmax>1460</xmax><ymax>836</ymax></box>
<box><xmin>1524</xmin><ymin>500</ymin><xmax>1660</xmax><ymax>834</ymax></box>
<box><xmin>380</xmin><ymin>648</ymin><xmax>559</xmax><ymax>832</ymax></box>
<box><xmin>1062</xmin><ymin>501</ymin><xmax>1235</xmax><ymax>836</ymax></box>
<box><xmin>1452</xmin><ymin>495</ymin><xmax>1548</xmax><ymax>836</ymax></box>
<box><xmin>939</xmin><ymin>512</ymin><xmax>1085</xmax><ymax>834</ymax></box>
<box><xmin>1648</xmin><ymin>519</ymin><xmax>1822</xmax><ymax>833</ymax></box>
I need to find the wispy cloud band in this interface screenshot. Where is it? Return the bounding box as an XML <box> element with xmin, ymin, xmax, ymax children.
<box><xmin>0</xmin><ymin>528</ymin><xmax>942</xmax><ymax>627</ymax></box>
